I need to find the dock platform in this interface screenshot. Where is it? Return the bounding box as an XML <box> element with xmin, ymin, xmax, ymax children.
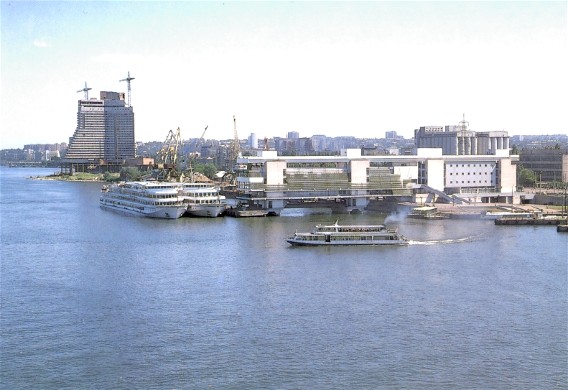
<box><xmin>495</xmin><ymin>218</ymin><xmax>567</xmax><ymax>226</ymax></box>
<box><xmin>224</xmin><ymin>207</ymin><xmax>268</xmax><ymax>218</ymax></box>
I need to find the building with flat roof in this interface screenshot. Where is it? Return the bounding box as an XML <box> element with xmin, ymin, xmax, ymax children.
<box><xmin>64</xmin><ymin>91</ymin><xmax>135</xmax><ymax>171</ymax></box>
<box><xmin>519</xmin><ymin>148</ymin><xmax>568</xmax><ymax>183</ymax></box>
<box><xmin>415</xmin><ymin>117</ymin><xmax>510</xmax><ymax>156</ymax></box>
<box><xmin>235</xmin><ymin>148</ymin><xmax>519</xmax><ymax>213</ymax></box>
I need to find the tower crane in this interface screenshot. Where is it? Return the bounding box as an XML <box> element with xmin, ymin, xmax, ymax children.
<box><xmin>119</xmin><ymin>71</ymin><xmax>135</xmax><ymax>107</ymax></box>
<box><xmin>77</xmin><ymin>82</ymin><xmax>92</xmax><ymax>100</ymax></box>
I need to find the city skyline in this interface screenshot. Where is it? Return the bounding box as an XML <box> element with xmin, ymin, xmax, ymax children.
<box><xmin>1</xmin><ymin>2</ymin><xmax>567</xmax><ymax>149</ymax></box>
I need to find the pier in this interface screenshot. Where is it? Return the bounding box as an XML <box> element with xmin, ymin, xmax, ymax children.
<box><xmin>495</xmin><ymin>217</ymin><xmax>567</xmax><ymax>226</ymax></box>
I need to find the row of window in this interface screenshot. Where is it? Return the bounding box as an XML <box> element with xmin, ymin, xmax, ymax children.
<box><xmin>448</xmin><ymin>164</ymin><xmax>493</xmax><ymax>168</ymax></box>
<box><xmin>449</xmin><ymin>172</ymin><xmax>492</xmax><ymax>176</ymax></box>
<box><xmin>448</xmin><ymin>180</ymin><xmax>489</xmax><ymax>184</ymax></box>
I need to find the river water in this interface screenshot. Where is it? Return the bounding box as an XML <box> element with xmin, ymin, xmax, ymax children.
<box><xmin>1</xmin><ymin>167</ymin><xmax>566</xmax><ymax>389</ymax></box>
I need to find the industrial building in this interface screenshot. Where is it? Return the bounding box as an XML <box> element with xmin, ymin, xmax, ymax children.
<box><xmin>414</xmin><ymin>117</ymin><xmax>510</xmax><ymax>156</ymax></box>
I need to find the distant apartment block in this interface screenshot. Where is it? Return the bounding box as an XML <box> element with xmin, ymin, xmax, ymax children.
<box><xmin>385</xmin><ymin>131</ymin><xmax>398</xmax><ymax>139</ymax></box>
<box><xmin>21</xmin><ymin>143</ymin><xmax>67</xmax><ymax>161</ymax></box>
<box><xmin>273</xmin><ymin>136</ymin><xmax>314</xmax><ymax>155</ymax></box>
<box><xmin>310</xmin><ymin>135</ymin><xmax>328</xmax><ymax>152</ymax></box>
<box><xmin>64</xmin><ymin>91</ymin><xmax>135</xmax><ymax>168</ymax></box>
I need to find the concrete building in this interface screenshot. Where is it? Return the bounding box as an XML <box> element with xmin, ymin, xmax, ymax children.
<box><xmin>415</xmin><ymin>118</ymin><xmax>510</xmax><ymax>155</ymax></box>
<box><xmin>385</xmin><ymin>131</ymin><xmax>398</xmax><ymax>139</ymax></box>
<box><xmin>415</xmin><ymin>148</ymin><xmax>517</xmax><ymax>203</ymax></box>
<box><xmin>310</xmin><ymin>135</ymin><xmax>327</xmax><ymax>152</ymax></box>
<box><xmin>64</xmin><ymin>91</ymin><xmax>135</xmax><ymax>170</ymax></box>
<box><xmin>519</xmin><ymin>148</ymin><xmax>568</xmax><ymax>183</ymax></box>
<box><xmin>235</xmin><ymin>148</ymin><xmax>518</xmax><ymax>214</ymax></box>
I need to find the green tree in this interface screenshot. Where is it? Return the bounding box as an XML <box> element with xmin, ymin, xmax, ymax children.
<box><xmin>518</xmin><ymin>166</ymin><xmax>536</xmax><ymax>187</ymax></box>
<box><xmin>120</xmin><ymin>167</ymin><xmax>142</xmax><ymax>181</ymax></box>
<box><xmin>103</xmin><ymin>171</ymin><xmax>120</xmax><ymax>182</ymax></box>
<box><xmin>203</xmin><ymin>163</ymin><xmax>217</xmax><ymax>179</ymax></box>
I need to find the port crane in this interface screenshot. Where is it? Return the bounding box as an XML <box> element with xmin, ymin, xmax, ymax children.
<box><xmin>190</xmin><ymin>125</ymin><xmax>208</xmax><ymax>161</ymax></box>
<box><xmin>221</xmin><ymin>116</ymin><xmax>242</xmax><ymax>186</ymax></box>
<box><xmin>229</xmin><ymin>115</ymin><xmax>241</xmax><ymax>170</ymax></box>
<box><xmin>186</xmin><ymin>125</ymin><xmax>208</xmax><ymax>182</ymax></box>
<box><xmin>155</xmin><ymin>127</ymin><xmax>182</xmax><ymax>181</ymax></box>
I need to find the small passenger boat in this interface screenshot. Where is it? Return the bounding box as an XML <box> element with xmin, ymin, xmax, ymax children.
<box><xmin>480</xmin><ymin>210</ymin><xmax>532</xmax><ymax>220</ymax></box>
<box><xmin>407</xmin><ymin>206</ymin><xmax>448</xmax><ymax>220</ymax></box>
<box><xmin>287</xmin><ymin>220</ymin><xmax>408</xmax><ymax>246</ymax></box>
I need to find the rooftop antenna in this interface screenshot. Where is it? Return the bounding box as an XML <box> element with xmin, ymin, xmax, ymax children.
<box><xmin>458</xmin><ymin>113</ymin><xmax>469</xmax><ymax>131</ymax></box>
<box><xmin>77</xmin><ymin>82</ymin><xmax>92</xmax><ymax>100</ymax></box>
<box><xmin>119</xmin><ymin>71</ymin><xmax>135</xmax><ymax>107</ymax></box>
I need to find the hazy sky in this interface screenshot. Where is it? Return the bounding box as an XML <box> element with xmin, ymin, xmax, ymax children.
<box><xmin>1</xmin><ymin>1</ymin><xmax>566</xmax><ymax>149</ymax></box>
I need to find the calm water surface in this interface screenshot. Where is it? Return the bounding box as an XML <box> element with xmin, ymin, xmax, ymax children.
<box><xmin>1</xmin><ymin>168</ymin><xmax>566</xmax><ymax>389</ymax></box>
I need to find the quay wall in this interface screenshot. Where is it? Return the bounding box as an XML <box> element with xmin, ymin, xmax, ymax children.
<box><xmin>532</xmin><ymin>194</ymin><xmax>566</xmax><ymax>206</ymax></box>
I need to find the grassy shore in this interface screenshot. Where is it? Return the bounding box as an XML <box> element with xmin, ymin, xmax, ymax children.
<box><xmin>32</xmin><ymin>172</ymin><xmax>120</xmax><ymax>182</ymax></box>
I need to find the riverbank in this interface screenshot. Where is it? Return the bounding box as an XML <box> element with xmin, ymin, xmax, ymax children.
<box><xmin>30</xmin><ymin>172</ymin><xmax>117</xmax><ymax>182</ymax></box>
<box><xmin>433</xmin><ymin>202</ymin><xmax>564</xmax><ymax>219</ymax></box>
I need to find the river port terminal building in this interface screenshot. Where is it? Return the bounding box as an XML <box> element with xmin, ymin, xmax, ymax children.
<box><xmin>235</xmin><ymin>148</ymin><xmax>519</xmax><ymax>214</ymax></box>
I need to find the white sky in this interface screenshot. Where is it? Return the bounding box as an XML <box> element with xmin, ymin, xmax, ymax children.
<box><xmin>1</xmin><ymin>1</ymin><xmax>567</xmax><ymax>149</ymax></box>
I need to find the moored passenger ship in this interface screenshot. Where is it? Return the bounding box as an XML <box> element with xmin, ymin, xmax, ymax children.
<box><xmin>287</xmin><ymin>221</ymin><xmax>409</xmax><ymax>246</ymax></box>
<box><xmin>100</xmin><ymin>181</ymin><xmax>187</xmax><ymax>219</ymax></box>
<box><xmin>180</xmin><ymin>182</ymin><xmax>227</xmax><ymax>217</ymax></box>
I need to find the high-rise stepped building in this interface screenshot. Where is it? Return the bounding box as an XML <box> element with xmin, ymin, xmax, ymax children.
<box><xmin>64</xmin><ymin>91</ymin><xmax>135</xmax><ymax>167</ymax></box>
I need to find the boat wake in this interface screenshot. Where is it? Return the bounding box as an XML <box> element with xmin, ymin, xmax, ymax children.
<box><xmin>408</xmin><ymin>236</ymin><xmax>479</xmax><ymax>245</ymax></box>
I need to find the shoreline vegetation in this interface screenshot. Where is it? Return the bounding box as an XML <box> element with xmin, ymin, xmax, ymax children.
<box><xmin>31</xmin><ymin>172</ymin><xmax>119</xmax><ymax>182</ymax></box>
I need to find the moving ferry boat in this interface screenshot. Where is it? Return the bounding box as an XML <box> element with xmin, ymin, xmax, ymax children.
<box><xmin>287</xmin><ymin>221</ymin><xmax>409</xmax><ymax>246</ymax></box>
<box><xmin>100</xmin><ymin>181</ymin><xmax>187</xmax><ymax>219</ymax></box>
<box><xmin>180</xmin><ymin>182</ymin><xmax>227</xmax><ymax>217</ymax></box>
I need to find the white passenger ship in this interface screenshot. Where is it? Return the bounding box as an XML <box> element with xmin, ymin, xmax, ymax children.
<box><xmin>287</xmin><ymin>221</ymin><xmax>409</xmax><ymax>246</ymax></box>
<box><xmin>100</xmin><ymin>181</ymin><xmax>187</xmax><ymax>219</ymax></box>
<box><xmin>180</xmin><ymin>182</ymin><xmax>227</xmax><ymax>217</ymax></box>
